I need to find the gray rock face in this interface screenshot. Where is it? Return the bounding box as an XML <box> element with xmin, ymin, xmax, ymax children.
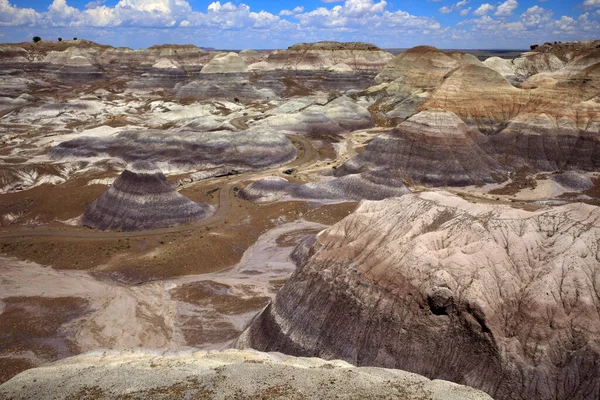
<box><xmin>238</xmin><ymin>191</ymin><xmax>600</xmax><ymax>400</ymax></box>
<box><xmin>0</xmin><ymin>349</ymin><xmax>494</xmax><ymax>400</ymax></box>
<box><xmin>49</xmin><ymin>128</ymin><xmax>297</xmax><ymax>173</ymax></box>
<box><xmin>478</xmin><ymin>113</ymin><xmax>600</xmax><ymax>172</ymax></box>
<box><xmin>259</xmin><ymin>95</ymin><xmax>374</xmax><ymax>137</ymax></box>
<box><xmin>82</xmin><ymin>161</ymin><xmax>213</xmax><ymax>231</ymax></box>
<box><xmin>550</xmin><ymin>170</ymin><xmax>595</xmax><ymax>191</ymax></box>
<box><xmin>176</xmin><ymin>74</ymin><xmax>280</xmax><ymax>100</ymax></box>
<box><xmin>129</xmin><ymin>58</ymin><xmax>188</xmax><ymax>89</ymax></box>
<box><xmin>337</xmin><ymin>110</ymin><xmax>505</xmax><ymax>186</ymax></box>
<box><xmin>239</xmin><ymin>169</ymin><xmax>411</xmax><ymax>203</ymax></box>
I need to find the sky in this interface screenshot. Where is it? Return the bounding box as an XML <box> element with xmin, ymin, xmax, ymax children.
<box><xmin>0</xmin><ymin>0</ymin><xmax>599</xmax><ymax>49</ymax></box>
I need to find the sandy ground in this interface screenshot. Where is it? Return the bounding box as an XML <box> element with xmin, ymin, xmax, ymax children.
<box><xmin>0</xmin><ymin>221</ymin><xmax>325</xmax><ymax>383</ymax></box>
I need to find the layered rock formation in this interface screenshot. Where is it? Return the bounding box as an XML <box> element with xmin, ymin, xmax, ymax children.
<box><xmin>49</xmin><ymin>128</ymin><xmax>297</xmax><ymax>174</ymax></box>
<box><xmin>129</xmin><ymin>58</ymin><xmax>187</xmax><ymax>89</ymax></box>
<box><xmin>175</xmin><ymin>75</ymin><xmax>280</xmax><ymax>100</ymax></box>
<box><xmin>0</xmin><ymin>349</ymin><xmax>493</xmax><ymax>400</ymax></box>
<box><xmin>82</xmin><ymin>161</ymin><xmax>213</xmax><ymax>231</ymax></box>
<box><xmin>239</xmin><ymin>169</ymin><xmax>411</xmax><ymax>204</ymax></box>
<box><xmin>336</xmin><ymin>110</ymin><xmax>504</xmax><ymax>186</ymax></box>
<box><xmin>238</xmin><ymin>191</ymin><xmax>600</xmax><ymax>400</ymax></box>
<box><xmin>259</xmin><ymin>95</ymin><xmax>374</xmax><ymax>137</ymax></box>
<box><xmin>200</xmin><ymin>52</ymin><xmax>248</xmax><ymax>74</ymax></box>
<box><xmin>478</xmin><ymin>113</ymin><xmax>600</xmax><ymax>171</ymax></box>
<box><xmin>261</xmin><ymin>41</ymin><xmax>393</xmax><ymax>71</ymax></box>
<box><xmin>375</xmin><ymin>46</ymin><xmax>461</xmax><ymax>91</ymax></box>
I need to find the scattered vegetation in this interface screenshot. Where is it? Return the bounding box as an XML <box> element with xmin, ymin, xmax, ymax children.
<box><xmin>206</xmin><ymin>188</ymin><xmax>219</xmax><ymax>198</ymax></box>
<box><xmin>32</xmin><ymin>36</ymin><xmax>41</xmax><ymax>43</ymax></box>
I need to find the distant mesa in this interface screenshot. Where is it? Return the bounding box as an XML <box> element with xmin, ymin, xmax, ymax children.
<box><xmin>82</xmin><ymin>160</ymin><xmax>213</xmax><ymax>231</ymax></box>
<box><xmin>287</xmin><ymin>41</ymin><xmax>383</xmax><ymax>51</ymax></box>
<box><xmin>266</xmin><ymin>41</ymin><xmax>393</xmax><ymax>71</ymax></box>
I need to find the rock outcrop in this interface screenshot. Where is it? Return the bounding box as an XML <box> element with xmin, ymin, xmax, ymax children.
<box><xmin>82</xmin><ymin>161</ymin><xmax>213</xmax><ymax>231</ymax></box>
<box><xmin>336</xmin><ymin>110</ymin><xmax>504</xmax><ymax>186</ymax></box>
<box><xmin>200</xmin><ymin>52</ymin><xmax>248</xmax><ymax>74</ymax></box>
<box><xmin>264</xmin><ymin>41</ymin><xmax>393</xmax><ymax>71</ymax></box>
<box><xmin>238</xmin><ymin>191</ymin><xmax>600</xmax><ymax>400</ymax></box>
<box><xmin>375</xmin><ymin>46</ymin><xmax>460</xmax><ymax>90</ymax></box>
<box><xmin>239</xmin><ymin>169</ymin><xmax>411</xmax><ymax>204</ymax></box>
<box><xmin>49</xmin><ymin>128</ymin><xmax>297</xmax><ymax>174</ymax></box>
<box><xmin>0</xmin><ymin>349</ymin><xmax>493</xmax><ymax>400</ymax></box>
<box><xmin>259</xmin><ymin>95</ymin><xmax>374</xmax><ymax>137</ymax></box>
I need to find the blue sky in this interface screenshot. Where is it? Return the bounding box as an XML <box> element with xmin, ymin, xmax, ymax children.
<box><xmin>1</xmin><ymin>0</ymin><xmax>599</xmax><ymax>49</ymax></box>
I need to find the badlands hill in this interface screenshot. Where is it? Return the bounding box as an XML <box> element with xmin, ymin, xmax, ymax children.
<box><xmin>0</xmin><ymin>38</ymin><xmax>600</xmax><ymax>400</ymax></box>
<box><xmin>82</xmin><ymin>161</ymin><xmax>213</xmax><ymax>231</ymax></box>
<box><xmin>238</xmin><ymin>191</ymin><xmax>600</xmax><ymax>400</ymax></box>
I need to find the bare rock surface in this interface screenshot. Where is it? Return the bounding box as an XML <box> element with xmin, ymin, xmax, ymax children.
<box><xmin>49</xmin><ymin>127</ymin><xmax>296</xmax><ymax>174</ymax></box>
<box><xmin>0</xmin><ymin>348</ymin><xmax>494</xmax><ymax>400</ymax></box>
<box><xmin>550</xmin><ymin>170</ymin><xmax>595</xmax><ymax>191</ymax></box>
<box><xmin>337</xmin><ymin>110</ymin><xmax>504</xmax><ymax>186</ymax></box>
<box><xmin>200</xmin><ymin>52</ymin><xmax>248</xmax><ymax>74</ymax></box>
<box><xmin>483</xmin><ymin>57</ymin><xmax>518</xmax><ymax>80</ymax></box>
<box><xmin>82</xmin><ymin>161</ymin><xmax>213</xmax><ymax>231</ymax></box>
<box><xmin>238</xmin><ymin>191</ymin><xmax>600</xmax><ymax>400</ymax></box>
<box><xmin>258</xmin><ymin>95</ymin><xmax>373</xmax><ymax>136</ymax></box>
<box><xmin>478</xmin><ymin>112</ymin><xmax>600</xmax><ymax>172</ymax></box>
<box><xmin>375</xmin><ymin>46</ymin><xmax>460</xmax><ymax>90</ymax></box>
<box><xmin>239</xmin><ymin>169</ymin><xmax>411</xmax><ymax>204</ymax></box>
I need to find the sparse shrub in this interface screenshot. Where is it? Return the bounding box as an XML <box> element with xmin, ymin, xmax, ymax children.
<box><xmin>32</xmin><ymin>36</ymin><xmax>41</xmax><ymax>43</ymax></box>
<box><xmin>58</xmin><ymin>37</ymin><xmax>62</xmax><ymax>42</ymax></box>
<box><xmin>73</xmin><ymin>37</ymin><xmax>78</xmax><ymax>40</ymax></box>
<box><xmin>530</xmin><ymin>44</ymin><xmax>538</xmax><ymax>51</ymax></box>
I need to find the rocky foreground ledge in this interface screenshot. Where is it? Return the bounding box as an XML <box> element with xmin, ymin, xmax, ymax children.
<box><xmin>0</xmin><ymin>349</ymin><xmax>493</xmax><ymax>399</ymax></box>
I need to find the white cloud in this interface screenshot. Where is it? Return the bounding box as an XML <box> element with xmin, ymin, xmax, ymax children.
<box><xmin>295</xmin><ymin>0</ymin><xmax>440</xmax><ymax>33</ymax></box>
<box><xmin>473</xmin><ymin>3</ymin><xmax>494</xmax><ymax>16</ymax></box>
<box><xmin>0</xmin><ymin>0</ymin><xmax>597</xmax><ymax>50</ymax></box>
<box><xmin>582</xmin><ymin>0</ymin><xmax>600</xmax><ymax>7</ymax></box>
<box><xmin>495</xmin><ymin>0</ymin><xmax>518</xmax><ymax>17</ymax></box>
<box><xmin>439</xmin><ymin>0</ymin><xmax>470</xmax><ymax>15</ymax></box>
<box><xmin>0</xmin><ymin>0</ymin><xmax>39</xmax><ymax>26</ymax></box>
<box><xmin>520</xmin><ymin>5</ymin><xmax>553</xmax><ymax>28</ymax></box>
<box><xmin>85</xmin><ymin>0</ymin><xmax>106</xmax><ymax>9</ymax></box>
<box><xmin>279</xmin><ymin>6</ymin><xmax>304</xmax><ymax>16</ymax></box>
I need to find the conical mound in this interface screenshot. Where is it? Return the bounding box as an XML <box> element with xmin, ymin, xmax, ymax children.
<box><xmin>336</xmin><ymin>110</ymin><xmax>505</xmax><ymax>186</ymax></box>
<box><xmin>82</xmin><ymin>161</ymin><xmax>214</xmax><ymax>231</ymax></box>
